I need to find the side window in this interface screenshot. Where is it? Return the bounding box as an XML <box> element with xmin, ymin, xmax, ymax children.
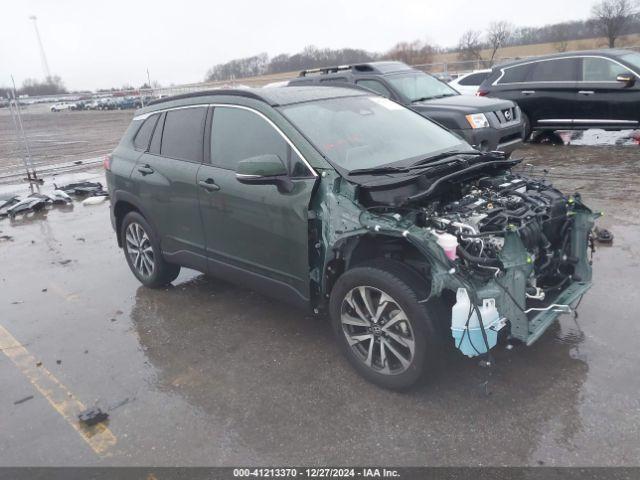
<box><xmin>529</xmin><ymin>58</ymin><xmax>579</xmax><ymax>82</ymax></box>
<box><xmin>211</xmin><ymin>107</ymin><xmax>311</xmax><ymax>177</ymax></box>
<box><xmin>160</xmin><ymin>107</ymin><xmax>207</xmax><ymax>162</ymax></box>
<box><xmin>133</xmin><ymin>114</ymin><xmax>159</xmax><ymax>151</ymax></box>
<box><xmin>458</xmin><ymin>72</ymin><xmax>490</xmax><ymax>86</ymax></box>
<box><xmin>582</xmin><ymin>57</ymin><xmax>630</xmax><ymax>81</ymax></box>
<box><xmin>356</xmin><ymin>79</ymin><xmax>392</xmax><ymax>97</ymax></box>
<box><xmin>498</xmin><ymin>64</ymin><xmax>531</xmax><ymax>84</ymax></box>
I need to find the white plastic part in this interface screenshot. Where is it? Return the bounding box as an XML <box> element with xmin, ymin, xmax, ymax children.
<box><xmin>82</xmin><ymin>196</ymin><xmax>107</xmax><ymax>206</ymax></box>
<box><xmin>434</xmin><ymin>232</ymin><xmax>458</xmax><ymax>260</ymax></box>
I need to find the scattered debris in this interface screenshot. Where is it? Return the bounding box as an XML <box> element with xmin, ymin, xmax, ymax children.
<box><xmin>58</xmin><ymin>259</ymin><xmax>72</xmax><ymax>266</ymax></box>
<box><xmin>76</xmin><ymin>237</ymin><xmax>86</xmax><ymax>242</ymax></box>
<box><xmin>82</xmin><ymin>195</ymin><xmax>108</xmax><ymax>206</ymax></box>
<box><xmin>5</xmin><ymin>196</ymin><xmax>48</xmax><ymax>217</ymax></box>
<box><xmin>78</xmin><ymin>407</ymin><xmax>109</xmax><ymax>426</ymax></box>
<box><xmin>109</xmin><ymin>397</ymin><xmax>132</xmax><ymax>411</ymax></box>
<box><xmin>594</xmin><ymin>227</ymin><xmax>614</xmax><ymax>244</ymax></box>
<box><xmin>13</xmin><ymin>395</ymin><xmax>34</xmax><ymax>405</ymax></box>
<box><xmin>0</xmin><ymin>235</ymin><xmax>13</xmax><ymax>242</ymax></box>
<box><xmin>56</xmin><ymin>181</ymin><xmax>108</xmax><ymax>197</ymax></box>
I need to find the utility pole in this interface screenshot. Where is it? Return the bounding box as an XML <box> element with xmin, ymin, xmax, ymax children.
<box><xmin>9</xmin><ymin>75</ymin><xmax>39</xmax><ymax>183</ymax></box>
<box><xmin>29</xmin><ymin>15</ymin><xmax>51</xmax><ymax>79</ymax></box>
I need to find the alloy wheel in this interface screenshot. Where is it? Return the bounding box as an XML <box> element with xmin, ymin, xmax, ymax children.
<box><xmin>125</xmin><ymin>222</ymin><xmax>155</xmax><ymax>278</ymax></box>
<box><xmin>340</xmin><ymin>286</ymin><xmax>415</xmax><ymax>375</ymax></box>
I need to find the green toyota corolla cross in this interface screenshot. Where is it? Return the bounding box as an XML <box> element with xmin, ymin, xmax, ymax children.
<box><xmin>106</xmin><ymin>86</ymin><xmax>598</xmax><ymax>389</ymax></box>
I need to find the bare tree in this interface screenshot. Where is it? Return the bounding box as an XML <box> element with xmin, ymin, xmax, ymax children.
<box><xmin>591</xmin><ymin>0</ymin><xmax>639</xmax><ymax>47</ymax></box>
<box><xmin>486</xmin><ymin>21</ymin><xmax>513</xmax><ymax>65</ymax></box>
<box><xmin>457</xmin><ymin>30</ymin><xmax>483</xmax><ymax>61</ymax></box>
<box><xmin>383</xmin><ymin>40</ymin><xmax>435</xmax><ymax>65</ymax></box>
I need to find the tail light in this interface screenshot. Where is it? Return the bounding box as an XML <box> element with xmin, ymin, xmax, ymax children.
<box><xmin>103</xmin><ymin>154</ymin><xmax>113</xmax><ymax>171</ymax></box>
<box><xmin>476</xmin><ymin>89</ymin><xmax>489</xmax><ymax>97</ymax></box>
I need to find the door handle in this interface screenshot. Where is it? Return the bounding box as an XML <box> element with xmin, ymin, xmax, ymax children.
<box><xmin>137</xmin><ymin>164</ymin><xmax>154</xmax><ymax>175</ymax></box>
<box><xmin>578</xmin><ymin>90</ymin><xmax>595</xmax><ymax>95</ymax></box>
<box><xmin>521</xmin><ymin>90</ymin><xmax>535</xmax><ymax>95</ymax></box>
<box><xmin>198</xmin><ymin>178</ymin><xmax>220</xmax><ymax>192</ymax></box>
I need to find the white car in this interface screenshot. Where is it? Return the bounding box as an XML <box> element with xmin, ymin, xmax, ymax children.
<box><xmin>448</xmin><ymin>69</ymin><xmax>492</xmax><ymax>95</ymax></box>
<box><xmin>50</xmin><ymin>102</ymin><xmax>77</xmax><ymax>112</ymax></box>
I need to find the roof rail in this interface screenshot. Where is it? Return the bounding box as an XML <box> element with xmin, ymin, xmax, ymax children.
<box><xmin>299</xmin><ymin>65</ymin><xmax>355</xmax><ymax>77</ymax></box>
<box><xmin>147</xmin><ymin>88</ymin><xmax>266</xmax><ymax>106</ymax></box>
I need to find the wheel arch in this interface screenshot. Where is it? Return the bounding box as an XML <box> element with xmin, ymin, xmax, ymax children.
<box><xmin>111</xmin><ymin>191</ymin><xmax>157</xmax><ymax>248</ymax></box>
<box><xmin>322</xmin><ymin>233</ymin><xmax>434</xmax><ymax>304</ymax></box>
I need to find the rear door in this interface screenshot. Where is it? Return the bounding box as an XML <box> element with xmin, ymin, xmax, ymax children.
<box><xmin>196</xmin><ymin>105</ymin><xmax>317</xmax><ymax>306</ymax></box>
<box><xmin>132</xmin><ymin>106</ymin><xmax>207</xmax><ymax>265</ymax></box>
<box><xmin>523</xmin><ymin>57</ymin><xmax>580</xmax><ymax>128</ymax></box>
<box><xmin>575</xmin><ymin>56</ymin><xmax>640</xmax><ymax>127</ymax></box>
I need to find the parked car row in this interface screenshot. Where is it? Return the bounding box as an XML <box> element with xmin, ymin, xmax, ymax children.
<box><xmin>50</xmin><ymin>96</ymin><xmax>149</xmax><ymax>112</ymax></box>
<box><xmin>289</xmin><ymin>61</ymin><xmax>525</xmax><ymax>153</ymax></box>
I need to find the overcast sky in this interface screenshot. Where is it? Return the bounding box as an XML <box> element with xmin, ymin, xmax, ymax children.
<box><xmin>1</xmin><ymin>0</ymin><xmax>594</xmax><ymax>91</ymax></box>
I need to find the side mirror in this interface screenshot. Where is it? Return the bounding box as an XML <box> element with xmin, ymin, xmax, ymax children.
<box><xmin>616</xmin><ymin>73</ymin><xmax>636</xmax><ymax>87</ymax></box>
<box><xmin>235</xmin><ymin>154</ymin><xmax>294</xmax><ymax>193</ymax></box>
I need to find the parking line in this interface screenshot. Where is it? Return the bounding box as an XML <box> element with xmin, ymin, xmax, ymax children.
<box><xmin>0</xmin><ymin>323</ymin><xmax>117</xmax><ymax>455</ymax></box>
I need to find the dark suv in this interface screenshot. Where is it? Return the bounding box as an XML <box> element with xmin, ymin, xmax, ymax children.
<box><xmin>106</xmin><ymin>86</ymin><xmax>597</xmax><ymax>389</ymax></box>
<box><xmin>289</xmin><ymin>61</ymin><xmax>525</xmax><ymax>154</ymax></box>
<box><xmin>478</xmin><ymin>49</ymin><xmax>640</xmax><ymax>137</ymax></box>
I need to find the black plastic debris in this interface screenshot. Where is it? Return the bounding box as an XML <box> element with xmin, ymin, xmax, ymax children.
<box><xmin>78</xmin><ymin>407</ymin><xmax>109</xmax><ymax>426</ymax></box>
<box><xmin>14</xmin><ymin>395</ymin><xmax>34</xmax><ymax>405</ymax></box>
<box><xmin>56</xmin><ymin>181</ymin><xmax>108</xmax><ymax>198</ymax></box>
<box><xmin>0</xmin><ymin>196</ymin><xmax>21</xmax><ymax>218</ymax></box>
<box><xmin>5</xmin><ymin>196</ymin><xmax>49</xmax><ymax>217</ymax></box>
<box><xmin>594</xmin><ymin>227</ymin><xmax>614</xmax><ymax>244</ymax></box>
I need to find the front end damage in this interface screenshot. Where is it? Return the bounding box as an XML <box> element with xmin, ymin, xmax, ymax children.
<box><xmin>310</xmin><ymin>164</ymin><xmax>599</xmax><ymax>357</ymax></box>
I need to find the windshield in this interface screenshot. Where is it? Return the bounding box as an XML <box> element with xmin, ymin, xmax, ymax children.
<box><xmin>620</xmin><ymin>52</ymin><xmax>640</xmax><ymax>72</ymax></box>
<box><xmin>387</xmin><ymin>72</ymin><xmax>459</xmax><ymax>102</ymax></box>
<box><xmin>280</xmin><ymin>95</ymin><xmax>467</xmax><ymax>171</ymax></box>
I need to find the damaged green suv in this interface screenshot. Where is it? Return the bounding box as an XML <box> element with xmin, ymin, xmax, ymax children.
<box><xmin>106</xmin><ymin>86</ymin><xmax>598</xmax><ymax>389</ymax></box>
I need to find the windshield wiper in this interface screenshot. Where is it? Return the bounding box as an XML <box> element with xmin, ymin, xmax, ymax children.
<box><xmin>348</xmin><ymin>165</ymin><xmax>410</xmax><ymax>176</ymax></box>
<box><xmin>411</xmin><ymin>96</ymin><xmax>434</xmax><ymax>103</ymax></box>
<box><xmin>348</xmin><ymin>151</ymin><xmax>505</xmax><ymax>176</ymax></box>
<box><xmin>407</xmin><ymin>150</ymin><xmax>485</xmax><ymax>169</ymax></box>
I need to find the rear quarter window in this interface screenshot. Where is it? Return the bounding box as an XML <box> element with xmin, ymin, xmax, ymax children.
<box><xmin>458</xmin><ymin>72</ymin><xmax>489</xmax><ymax>86</ymax></box>
<box><xmin>497</xmin><ymin>64</ymin><xmax>531</xmax><ymax>84</ymax></box>
<box><xmin>133</xmin><ymin>114</ymin><xmax>159</xmax><ymax>151</ymax></box>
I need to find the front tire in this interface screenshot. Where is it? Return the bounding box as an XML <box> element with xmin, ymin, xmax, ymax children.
<box><xmin>120</xmin><ymin>211</ymin><xmax>180</xmax><ymax>288</ymax></box>
<box><xmin>329</xmin><ymin>260</ymin><xmax>441</xmax><ymax>390</ymax></box>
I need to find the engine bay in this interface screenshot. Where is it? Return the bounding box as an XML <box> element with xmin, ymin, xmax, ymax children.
<box><xmin>357</xmin><ymin>170</ymin><xmax>595</xmax><ymax>313</ymax></box>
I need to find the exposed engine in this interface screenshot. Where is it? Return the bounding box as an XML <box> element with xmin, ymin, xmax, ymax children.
<box><xmin>412</xmin><ymin>174</ymin><xmax>582</xmax><ymax>291</ymax></box>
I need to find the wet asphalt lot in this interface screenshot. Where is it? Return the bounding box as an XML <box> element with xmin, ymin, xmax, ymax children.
<box><xmin>1</xmin><ymin>142</ymin><xmax>639</xmax><ymax>467</ymax></box>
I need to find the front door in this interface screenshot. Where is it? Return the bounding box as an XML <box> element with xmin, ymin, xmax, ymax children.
<box><xmin>197</xmin><ymin>105</ymin><xmax>317</xmax><ymax>306</ymax></box>
<box><xmin>575</xmin><ymin>56</ymin><xmax>640</xmax><ymax>127</ymax></box>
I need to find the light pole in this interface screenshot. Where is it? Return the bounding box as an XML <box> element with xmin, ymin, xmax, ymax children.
<box><xmin>29</xmin><ymin>15</ymin><xmax>51</xmax><ymax>79</ymax></box>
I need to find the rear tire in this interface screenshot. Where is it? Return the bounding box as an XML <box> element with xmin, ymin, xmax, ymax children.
<box><xmin>329</xmin><ymin>259</ymin><xmax>443</xmax><ymax>390</ymax></box>
<box><xmin>521</xmin><ymin>111</ymin><xmax>532</xmax><ymax>141</ymax></box>
<box><xmin>120</xmin><ymin>211</ymin><xmax>180</xmax><ymax>288</ymax></box>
